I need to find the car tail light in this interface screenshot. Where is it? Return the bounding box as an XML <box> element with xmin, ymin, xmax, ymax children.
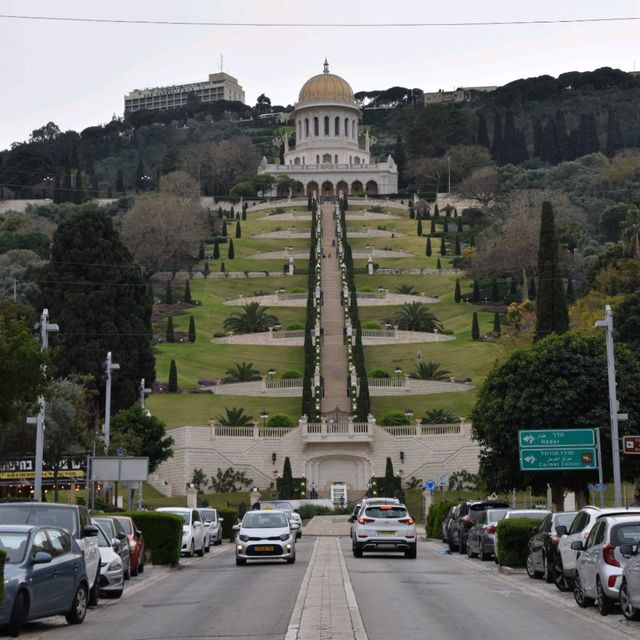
<box><xmin>379</xmin><ymin>505</ymin><xmax>393</xmax><ymax>510</ymax></box>
<box><xmin>486</xmin><ymin>525</ymin><xmax>496</xmax><ymax>534</ymax></box>
<box><xmin>398</xmin><ymin>517</ymin><xmax>415</xmax><ymax>525</ymax></box>
<box><xmin>603</xmin><ymin>544</ymin><xmax>621</xmax><ymax>567</ymax></box>
<box><xmin>608</xmin><ymin>575</ymin><xmax>619</xmax><ymax>589</ymax></box>
<box><xmin>462</xmin><ymin>516</ymin><xmax>474</xmax><ymax>528</ymax></box>
<box><xmin>550</xmin><ymin>536</ymin><xmax>560</xmax><ymax>545</ymax></box>
<box><xmin>358</xmin><ymin>517</ymin><xmax>374</xmax><ymax>524</ymax></box>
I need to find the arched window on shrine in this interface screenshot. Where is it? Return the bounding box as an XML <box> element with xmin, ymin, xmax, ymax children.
<box><xmin>314</xmin><ymin>117</ymin><xmax>319</xmax><ymax>136</ymax></box>
<box><xmin>305</xmin><ymin>119</ymin><xmax>309</xmax><ymax>137</ymax></box>
<box><xmin>324</xmin><ymin>116</ymin><xmax>330</xmax><ymax>136</ymax></box>
<box><xmin>335</xmin><ymin>117</ymin><xmax>340</xmax><ymax>136</ymax></box>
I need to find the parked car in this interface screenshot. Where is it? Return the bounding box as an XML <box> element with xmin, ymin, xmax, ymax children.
<box><xmin>0</xmin><ymin>524</ymin><xmax>89</xmax><ymax>636</ymax></box>
<box><xmin>494</xmin><ymin>509</ymin><xmax>550</xmax><ymax>563</ymax></box>
<box><xmin>198</xmin><ymin>510</ymin><xmax>211</xmax><ymax>553</ymax></box>
<box><xmin>448</xmin><ymin>500</ymin><xmax>509</xmax><ymax>554</ymax></box>
<box><xmin>111</xmin><ymin>515</ymin><xmax>145</xmax><ymax>576</ymax></box>
<box><xmin>620</xmin><ymin>540</ymin><xmax>640</xmax><ymax>621</ymax></box>
<box><xmin>234</xmin><ymin>509</ymin><xmax>299</xmax><ymax>565</ymax></box>
<box><xmin>572</xmin><ymin>515</ymin><xmax>640</xmax><ymax>615</ymax></box>
<box><xmin>441</xmin><ymin>505</ymin><xmax>458</xmax><ymax>543</ymax></box>
<box><xmin>555</xmin><ymin>506</ymin><xmax>640</xmax><ymax>592</ymax></box>
<box><xmin>526</xmin><ymin>511</ymin><xmax>577</xmax><ymax>582</ymax></box>
<box><xmin>92</xmin><ymin>517</ymin><xmax>132</xmax><ymax>580</ymax></box>
<box><xmin>93</xmin><ymin>521</ymin><xmax>124</xmax><ymax>599</ymax></box>
<box><xmin>466</xmin><ymin>508</ymin><xmax>509</xmax><ymax>560</ymax></box>
<box><xmin>0</xmin><ymin>502</ymin><xmax>101</xmax><ymax>606</ymax></box>
<box><xmin>352</xmin><ymin>503</ymin><xmax>417</xmax><ymax>558</ymax></box>
<box><xmin>199</xmin><ymin>508</ymin><xmax>223</xmax><ymax>546</ymax></box>
<box><xmin>156</xmin><ymin>507</ymin><xmax>206</xmax><ymax>557</ymax></box>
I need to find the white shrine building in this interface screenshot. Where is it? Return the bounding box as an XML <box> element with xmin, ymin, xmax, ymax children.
<box><xmin>258</xmin><ymin>61</ymin><xmax>398</xmax><ymax>197</ymax></box>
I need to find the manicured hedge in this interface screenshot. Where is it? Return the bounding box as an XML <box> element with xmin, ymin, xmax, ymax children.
<box><xmin>121</xmin><ymin>511</ymin><xmax>182</xmax><ymax>566</ymax></box>
<box><xmin>0</xmin><ymin>549</ymin><xmax>5</xmax><ymax>604</ymax></box>
<box><xmin>496</xmin><ymin>518</ymin><xmax>540</xmax><ymax>567</ymax></box>
<box><xmin>217</xmin><ymin>508</ymin><xmax>239</xmax><ymax>542</ymax></box>
<box><xmin>426</xmin><ymin>500</ymin><xmax>457</xmax><ymax>539</ymax></box>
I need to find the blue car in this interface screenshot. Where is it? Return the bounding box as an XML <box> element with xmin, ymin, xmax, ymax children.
<box><xmin>0</xmin><ymin>524</ymin><xmax>89</xmax><ymax>637</ymax></box>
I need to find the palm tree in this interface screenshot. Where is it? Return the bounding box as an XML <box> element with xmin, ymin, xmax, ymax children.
<box><xmin>223</xmin><ymin>302</ymin><xmax>278</xmax><ymax>334</ymax></box>
<box><xmin>393</xmin><ymin>302</ymin><xmax>444</xmax><ymax>332</ymax></box>
<box><xmin>409</xmin><ymin>361</ymin><xmax>450</xmax><ymax>380</ymax></box>
<box><xmin>216</xmin><ymin>407</ymin><xmax>254</xmax><ymax>426</ymax></box>
<box><xmin>395</xmin><ymin>284</ymin><xmax>417</xmax><ymax>294</ymax></box>
<box><xmin>423</xmin><ymin>409</ymin><xmax>460</xmax><ymax>424</ymax></box>
<box><xmin>221</xmin><ymin>362</ymin><xmax>262</xmax><ymax>384</ymax></box>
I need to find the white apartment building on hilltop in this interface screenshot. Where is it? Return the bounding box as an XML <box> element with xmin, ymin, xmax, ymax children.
<box><xmin>423</xmin><ymin>86</ymin><xmax>497</xmax><ymax>105</ymax></box>
<box><xmin>124</xmin><ymin>72</ymin><xmax>245</xmax><ymax>113</ymax></box>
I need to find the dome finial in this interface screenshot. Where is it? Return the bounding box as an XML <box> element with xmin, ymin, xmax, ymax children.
<box><xmin>323</xmin><ymin>58</ymin><xmax>329</xmax><ymax>74</ymax></box>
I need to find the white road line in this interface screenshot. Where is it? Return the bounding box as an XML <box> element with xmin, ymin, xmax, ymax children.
<box><xmin>336</xmin><ymin>538</ymin><xmax>369</xmax><ymax>640</ymax></box>
<box><xmin>285</xmin><ymin>537</ymin><xmax>319</xmax><ymax>640</ymax></box>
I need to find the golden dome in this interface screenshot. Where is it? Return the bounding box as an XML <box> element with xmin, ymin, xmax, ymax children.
<box><xmin>298</xmin><ymin>61</ymin><xmax>355</xmax><ymax>105</ymax></box>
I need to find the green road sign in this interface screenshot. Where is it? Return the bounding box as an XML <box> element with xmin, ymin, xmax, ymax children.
<box><xmin>519</xmin><ymin>429</ymin><xmax>595</xmax><ymax>449</ymax></box>
<box><xmin>519</xmin><ymin>447</ymin><xmax>598</xmax><ymax>471</ymax></box>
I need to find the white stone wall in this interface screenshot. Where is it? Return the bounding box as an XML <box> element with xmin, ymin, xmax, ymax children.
<box><xmin>150</xmin><ymin>423</ymin><xmax>480</xmax><ymax>497</ymax></box>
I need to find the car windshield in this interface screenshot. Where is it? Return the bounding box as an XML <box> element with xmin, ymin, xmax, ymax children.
<box><xmin>0</xmin><ymin>505</ymin><xmax>78</xmax><ymax>537</ymax></box>
<box><xmin>200</xmin><ymin>509</ymin><xmax>216</xmax><ymax>521</ymax></box>
<box><xmin>365</xmin><ymin>506</ymin><xmax>408</xmax><ymax>519</ymax></box>
<box><xmin>94</xmin><ymin>518</ymin><xmax>116</xmax><ymax>537</ymax></box>
<box><xmin>0</xmin><ymin>531</ymin><xmax>30</xmax><ymax>563</ymax></box>
<box><xmin>115</xmin><ymin>518</ymin><xmax>132</xmax><ymax>535</ymax></box>
<box><xmin>163</xmin><ymin>511</ymin><xmax>190</xmax><ymax>524</ymax></box>
<box><xmin>555</xmin><ymin>513</ymin><xmax>576</xmax><ymax>528</ymax></box>
<box><xmin>510</xmin><ymin>511</ymin><xmax>548</xmax><ymax>520</ymax></box>
<box><xmin>611</xmin><ymin>523</ymin><xmax>640</xmax><ymax>546</ymax></box>
<box><xmin>243</xmin><ymin>512</ymin><xmax>288</xmax><ymax>528</ymax></box>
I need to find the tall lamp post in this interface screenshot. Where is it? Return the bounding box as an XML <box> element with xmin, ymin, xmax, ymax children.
<box><xmin>260</xmin><ymin>411</ymin><xmax>269</xmax><ymax>428</ymax></box>
<box><xmin>394</xmin><ymin>366</ymin><xmax>402</xmax><ymax>383</ymax></box>
<box><xmin>404</xmin><ymin>409</ymin><xmax>413</xmax><ymax>424</ymax></box>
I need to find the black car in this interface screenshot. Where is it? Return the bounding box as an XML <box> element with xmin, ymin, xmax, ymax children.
<box><xmin>441</xmin><ymin>506</ymin><xmax>458</xmax><ymax>543</ymax></box>
<box><xmin>526</xmin><ymin>511</ymin><xmax>577</xmax><ymax>582</ymax></box>
<box><xmin>448</xmin><ymin>500</ymin><xmax>510</xmax><ymax>554</ymax></box>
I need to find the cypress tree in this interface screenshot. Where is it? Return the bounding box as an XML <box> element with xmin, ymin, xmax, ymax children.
<box><xmin>148</xmin><ymin>285</ymin><xmax>155</xmax><ymax>306</ymax></box>
<box><xmin>228</xmin><ymin>238</ymin><xmax>235</xmax><ymax>259</ymax></box>
<box><xmin>222</xmin><ymin>220</ymin><xmax>228</xmax><ymax>236</ymax></box>
<box><xmin>434</xmin><ymin>203</ymin><xmax>440</xmax><ymax>218</ymax></box>
<box><xmin>502</xmin><ymin>110</ymin><xmax>518</xmax><ymax>164</ymax></box>
<box><xmin>580</xmin><ymin>113</ymin><xmax>600</xmax><ymax>155</ymax></box>
<box><xmin>203</xmin><ymin>261</ymin><xmax>210</xmax><ymax>277</ymax></box>
<box><xmin>510</xmin><ymin>277</ymin><xmax>518</xmax><ymax>296</ymax></box>
<box><xmin>457</xmin><ymin>219</ymin><xmax>463</xmax><ymax>233</ymax></box>
<box><xmin>470</xmin><ymin>235</ymin><xmax>475</xmax><ymax>247</ymax></box>
<box><xmin>280</xmin><ymin>457</ymin><xmax>294</xmax><ymax>499</ymax></box>
<box><xmin>430</xmin><ymin>219</ymin><xmax>436</xmax><ymax>234</ymax></box>
<box><xmin>554</xmin><ymin>110</ymin><xmax>568</xmax><ymax>162</ymax></box>
<box><xmin>135</xmin><ymin>159</ymin><xmax>145</xmax><ymax>192</ymax></box>
<box><xmin>440</xmin><ymin>236</ymin><xmax>446</xmax><ymax>256</ymax></box>
<box><xmin>384</xmin><ymin>457</ymin><xmax>395</xmax><ymax>498</ymax></box>
<box><xmin>535</xmin><ymin>201</ymin><xmax>569</xmax><ymax>341</ymax></box>
<box><xmin>62</xmin><ymin>168</ymin><xmax>72</xmax><ymax>202</ymax></box>
<box><xmin>533</xmin><ymin>118</ymin><xmax>544</xmax><ymax>159</ymax></box>
<box><xmin>472</xmin><ymin>279</ymin><xmax>480</xmax><ymax>302</ymax></box>
<box><xmin>242</xmin><ymin>204</ymin><xmax>247</xmax><ymax>220</ymax></box>
<box><xmin>198</xmin><ymin>242</ymin><xmax>205</xmax><ymax>260</ymax></box>
<box><xmin>53</xmin><ymin>174</ymin><xmax>62</xmax><ymax>204</ymax></box>
<box><xmin>165</xmin><ymin>281</ymin><xmax>173</xmax><ymax>304</ymax></box>
<box><xmin>235</xmin><ymin>220</ymin><xmax>241</xmax><ymax>238</ymax></box>
<box><xmin>491</xmin><ymin>112</ymin><xmax>503</xmax><ymax>163</ymax></box>
<box><xmin>541</xmin><ymin>117</ymin><xmax>558</xmax><ymax>163</ymax></box>
<box><xmin>471</xmin><ymin>311</ymin><xmax>480</xmax><ymax>340</ymax></box>
<box><xmin>217</xmin><ymin>207</ymin><xmax>223</xmax><ymax>219</ymax></box>
<box><xmin>493</xmin><ymin>312</ymin><xmax>501</xmax><ymax>334</ymax></box>
<box><xmin>417</xmin><ymin>219</ymin><xmax>423</xmax><ymax>236</ymax></box>
<box><xmin>566</xmin><ymin>276</ymin><xmax>575</xmax><ymax>303</ymax></box>
<box><xmin>116</xmin><ymin>169</ymin><xmax>125</xmax><ymax>195</ymax></box>
<box><xmin>409</xmin><ymin>201</ymin><xmax>415</xmax><ymax>219</ymax></box>
<box><xmin>529</xmin><ymin>276</ymin><xmax>537</xmax><ymax>300</ymax></box>
<box><xmin>188</xmin><ymin>316</ymin><xmax>196</xmax><ymax>343</ymax></box>
<box><xmin>436</xmin><ymin>257</ymin><xmax>442</xmax><ymax>270</ymax></box>
<box><xmin>454</xmin><ymin>278</ymin><xmax>461</xmax><ymax>303</ymax></box>
<box><xmin>491</xmin><ymin>278</ymin><xmax>499</xmax><ymax>301</ymax></box>
<box><xmin>70</xmin><ymin>144</ymin><xmax>80</xmax><ymax>170</ymax></box>
<box><xmin>454</xmin><ymin>235</ymin><xmax>461</xmax><ymax>256</ymax></box>
<box><xmin>220</xmin><ymin>261</ymin><xmax>226</xmax><ymax>273</ymax></box>
<box><xmin>443</xmin><ymin>218</ymin><xmax>449</xmax><ymax>233</ymax></box>
<box><xmin>184</xmin><ymin>280</ymin><xmax>192</xmax><ymax>303</ymax></box>
<box><xmin>73</xmin><ymin>170</ymin><xmax>85</xmax><ymax>204</ymax></box>
<box><xmin>168</xmin><ymin>360</ymin><xmax>178</xmax><ymax>392</ymax></box>
<box><xmin>355</xmin><ymin>374</ymin><xmax>371</xmax><ymax>422</ymax></box>
<box><xmin>477</xmin><ymin>112</ymin><xmax>490</xmax><ymax>148</ymax></box>
<box><xmin>166</xmin><ymin>316</ymin><xmax>175</xmax><ymax>343</ymax></box>
<box><xmin>606</xmin><ymin>108</ymin><xmax>624</xmax><ymax>156</ymax></box>
<box><xmin>426</xmin><ymin>236</ymin><xmax>432</xmax><ymax>257</ymax></box>
<box><xmin>107</xmin><ymin>186</ymin><xmax>113</xmax><ymax>198</ymax></box>
<box><xmin>516</xmin><ymin>129</ymin><xmax>529</xmax><ymax>164</ymax></box>
<box><xmin>213</xmin><ymin>242</ymin><xmax>220</xmax><ymax>260</ymax></box>
<box><xmin>91</xmin><ymin>175</ymin><xmax>99</xmax><ymax>199</ymax></box>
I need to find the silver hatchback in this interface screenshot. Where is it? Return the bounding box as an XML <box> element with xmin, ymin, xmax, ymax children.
<box><xmin>573</xmin><ymin>515</ymin><xmax>640</xmax><ymax>615</ymax></box>
<box><xmin>352</xmin><ymin>504</ymin><xmax>417</xmax><ymax>558</ymax></box>
<box><xmin>234</xmin><ymin>510</ymin><xmax>298</xmax><ymax>566</ymax></box>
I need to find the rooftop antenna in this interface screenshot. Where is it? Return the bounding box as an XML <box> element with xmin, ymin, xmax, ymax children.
<box><xmin>220</xmin><ymin>53</ymin><xmax>224</xmax><ymax>73</ymax></box>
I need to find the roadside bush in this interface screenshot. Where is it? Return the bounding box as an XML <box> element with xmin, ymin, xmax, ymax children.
<box><xmin>297</xmin><ymin>504</ymin><xmax>334</xmax><ymax>520</ymax></box>
<box><xmin>286</xmin><ymin>323</ymin><xmax>305</xmax><ymax>330</ymax></box>
<box><xmin>426</xmin><ymin>500</ymin><xmax>456</xmax><ymax>539</ymax></box>
<box><xmin>121</xmin><ymin>511</ymin><xmax>182</xmax><ymax>566</ymax></box>
<box><xmin>496</xmin><ymin>518</ymin><xmax>540</xmax><ymax>567</ymax></box>
<box><xmin>380</xmin><ymin>411</ymin><xmax>408</xmax><ymax>425</ymax></box>
<box><xmin>369</xmin><ymin>369</ymin><xmax>390</xmax><ymax>378</ymax></box>
<box><xmin>281</xmin><ymin>369</ymin><xmax>302</xmax><ymax>379</ymax></box>
<box><xmin>218</xmin><ymin>508</ymin><xmax>239</xmax><ymax>542</ymax></box>
<box><xmin>362</xmin><ymin>321</ymin><xmax>382</xmax><ymax>329</ymax></box>
<box><xmin>266</xmin><ymin>414</ymin><xmax>295</xmax><ymax>428</ymax></box>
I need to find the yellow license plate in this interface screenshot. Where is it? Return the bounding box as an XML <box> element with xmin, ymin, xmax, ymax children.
<box><xmin>254</xmin><ymin>546</ymin><xmax>274</xmax><ymax>552</ymax></box>
<box><xmin>378</xmin><ymin>531</ymin><xmax>395</xmax><ymax>535</ymax></box>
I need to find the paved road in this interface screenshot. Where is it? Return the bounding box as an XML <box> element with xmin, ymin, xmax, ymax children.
<box><xmin>15</xmin><ymin>536</ymin><xmax>640</xmax><ymax>640</ymax></box>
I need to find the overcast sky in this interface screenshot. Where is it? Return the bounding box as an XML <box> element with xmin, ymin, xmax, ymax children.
<box><xmin>1</xmin><ymin>0</ymin><xmax>638</xmax><ymax>151</ymax></box>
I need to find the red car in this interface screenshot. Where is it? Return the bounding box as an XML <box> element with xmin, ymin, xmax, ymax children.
<box><xmin>112</xmin><ymin>516</ymin><xmax>145</xmax><ymax>576</ymax></box>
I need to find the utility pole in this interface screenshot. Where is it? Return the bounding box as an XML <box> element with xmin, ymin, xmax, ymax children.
<box><xmin>27</xmin><ymin>309</ymin><xmax>58</xmax><ymax>501</ymax></box>
<box><xmin>103</xmin><ymin>351</ymin><xmax>120</xmax><ymax>450</ymax></box>
<box><xmin>595</xmin><ymin>305</ymin><xmax>626</xmax><ymax>507</ymax></box>
<box><xmin>139</xmin><ymin>378</ymin><xmax>151</xmax><ymax>410</ymax></box>
<box><xmin>447</xmin><ymin>156</ymin><xmax>451</xmax><ymax>194</ymax></box>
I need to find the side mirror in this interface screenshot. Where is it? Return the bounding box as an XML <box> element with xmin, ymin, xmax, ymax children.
<box><xmin>620</xmin><ymin>543</ymin><xmax>636</xmax><ymax>556</ymax></box>
<box><xmin>219</xmin><ymin>517</ymin><xmax>224</xmax><ymax>523</ymax></box>
<box><xmin>82</xmin><ymin>525</ymin><xmax>99</xmax><ymax>537</ymax></box>
<box><xmin>291</xmin><ymin>523</ymin><xmax>300</xmax><ymax>530</ymax></box>
<box><xmin>117</xmin><ymin>532</ymin><xmax>127</xmax><ymax>540</ymax></box>
<box><xmin>348</xmin><ymin>515</ymin><xmax>356</xmax><ymax>523</ymax></box>
<box><xmin>570</xmin><ymin>541</ymin><xmax>584</xmax><ymax>551</ymax></box>
<box><xmin>112</xmin><ymin>537</ymin><xmax>121</xmax><ymax>548</ymax></box>
<box><xmin>555</xmin><ymin>525</ymin><xmax>568</xmax><ymax>537</ymax></box>
<box><xmin>135</xmin><ymin>529</ymin><xmax>143</xmax><ymax>538</ymax></box>
<box><xmin>205</xmin><ymin>520</ymin><xmax>212</xmax><ymax>525</ymax></box>
<box><xmin>232</xmin><ymin>524</ymin><xmax>240</xmax><ymax>531</ymax></box>
<box><xmin>32</xmin><ymin>551</ymin><xmax>52</xmax><ymax>564</ymax></box>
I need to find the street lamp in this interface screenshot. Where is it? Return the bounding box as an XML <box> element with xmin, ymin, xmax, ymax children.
<box><xmin>395</xmin><ymin>366</ymin><xmax>402</xmax><ymax>382</ymax></box>
<box><xmin>405</xmin><ymin>409</ymin><xmax>413</xmax><ymax>424</ymax></box>
<box><xmin>268</xmin><ymin>368</ymin><xmax>276</xmax><ymax>381</ymax></box>
<box><xmin>260</xmin><ymin>411</ymin><xmax>269</xmax><ymax>428</ymax></box>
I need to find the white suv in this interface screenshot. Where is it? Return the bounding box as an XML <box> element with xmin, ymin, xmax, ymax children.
<box><xmin>156</xmin><ymin>507</ymin><xmax>206</xmax><ymax>557</ymax></box>
<box><xmin>555</xmin><ymin>506</ymin><xmax>640</xmax><ymax>591</ymax></box>
<box><xmin>352</xmin><ymin>503</ymin><xmax>417</xmax><ymax>558</ymax></box>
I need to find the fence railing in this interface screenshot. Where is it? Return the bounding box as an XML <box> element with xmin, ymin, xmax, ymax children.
<box><xmin>362</xmin><ymin>329</ymin><xmax>396</xmax><ymax>338</ymax></box>
<box><xmin>379</xmin><ymin>423</ymin><xmax>463</xmax><ymax>436</ymax></box>
<box><xmin>210</xmin><ymin>425</ymin><xmax>293</xmax><ymax>438</ymax></box>
<box><xmin>271</xmin><ymin>330</ymin><xmax>306</xmax><ymax>339</ymax></box>
<box><xmin>357</xmin><ymin>292</ymin><xmax>387</xmax><ymax>299</ymax></box>
<box><xmin>366</xmin><ymin>377</ymin><xmax>406</xmax><ymax>388</ymax></box>
<box><xmin>265</xmin><ymin>378</ymin><xmax>303</xmax><ymax>389</ymax></box>
<box><xmin>302</xmin><ymin>421</ymin><xmax>373</xmax><ymax>440</ymax></box>
<box><xmin>276</xmin><ymin>292</ymin><xmax>308</xmax><ymax>300</ymax></box>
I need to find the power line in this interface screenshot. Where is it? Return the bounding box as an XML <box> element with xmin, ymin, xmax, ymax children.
<box><xmin>0</xmin><ymin>14</ymin><xmax>638</xmax><ymax>28</ymax></box>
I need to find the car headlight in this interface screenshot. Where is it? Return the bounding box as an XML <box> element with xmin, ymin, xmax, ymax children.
<box><xmin>130</xmin><ymin>540</ymin><xmax>137</xmax><ymax>549</ymax></box>
<box><xmin>280</xmin><ymin>533</ymin><xmax>290</xmax><ymax>541</ymax></box>
<box><xmin>239</xmin><ymin>534</ymin><xmax>249</xmax><ymax>542</ymax></box>
<box><xmin>108</xmin><ymin>558</ymin><xmax>123</xmax><ymax>571</ymax></box>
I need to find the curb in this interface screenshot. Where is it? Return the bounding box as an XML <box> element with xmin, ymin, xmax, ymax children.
<box><xmin>498</xmin><ymin>565</ymin><xmax>526</xmax><ymax>575</ymax></box>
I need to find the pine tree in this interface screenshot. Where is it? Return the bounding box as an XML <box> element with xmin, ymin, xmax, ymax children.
<box><xmin>213</xmin><ymin>242</ymin><xmax>220</xmax><ymax>260</ymax></box>
<box><xmin>198</xmin><ymin>242</ymin><xmax>205</xmax><ymax>260</ymax></box>
<box><xmin>235</xmin><ymin>220</ymin><xmax>241</xmax><ymax>238</ymax></box>
<box><xmin>491</xmin><ymin>278</ymin><xmax>499</xmax><ymax>301</ymax></box>
<box><xmin>166</xmin><ymin>316</ymin><xmax>175</xmax><ymax>343</ymax></box>
<box><xmin>220</xmin><ymin>262</ymin><xmax>226</xmax><ymax>273</ymax></box>
<box><xmin>491</xmin><ymin>112</ymin><xmax>503</xmax><ymax>163</ymax></box>
<box><xmin>472</xmin><ymin>279</ymin><xmax>480</xmax><ymax>302</ymax></box>
<box><xmin>477</xmin><ymin>112</ymin><xmax>490</xmax><ymax>148</ymax></box>
<box><xmin>436</xmin><ymin>257</ymin><xmax>442</xmax><ymax>270</ymax></box>
<box><xmin>116</xmin><ymin>169</ymin><xmax>125</xmax><ymax>195</ymax></box>
<box><xmin>165</xmin><ymin>281</ymin><xmax>173</xmax><ymax>304</ymax></box>
<box><xmin>426</xmin><ymin>237</ymin><xmax>432</xmax><ymax>257</ymax></box>
<box><xmin>430</xmin><ymin>219</ymin><xmax>436</xmax><ymax>234</ymax></box>
<box><xmin>228</xmin><ymin>238</ymin><xmax>235</xmax><ymax>259</ymax></box>
<box><xmin>471</xmin><ymin>311</ymin><xmax>480</xmax><ymax>340</ymax></box>
<box><xmin>493</xmin><ymin>312</ymin><xmax>501</xmax><ymax>334</ymax></box>
<box><xmin>222</xmin><ymin>220</ymin><xmax>228</xmax><ymax>237</ymax></box>
<box><xmin>454</xmin><ymin>278</ymin><xmax>461</xmax><ymax>303</ymax></box>
<box><xmin>417</xmin><ymin>219</ymin><xmax>423</xmax><ymax>236</ymax></box>
<box><xmin>184</xmin><ymin>280</ymin><xmax>192</xmax><ymax>303</ymax></box>
<box><xmin>455</xmin><ymin>235</ymin><xmax>461</xmax><ymax>256</ymax></box>
<box><xmin>168</xmin><ymin>360</ymin><xmax>178</xmax><ymax>392</ymax></box>
<box><xmin>535</xmin><ymin>201</ymin><xmax>569</xmax><ymax>341</ymax></box>
<box><xmin>203</xmin><ymin>261</ymin><xmax>210</xmax><ymax>277</ymax></box>
<box><xmin>384</xmin><ymin>457</ymin><xmax>395</xmax><ymax>498</ymax></box>
<box><xmin>440</xmin><ymin>236</ymin><xmax>446</xmax><ymax>256</ymax></box>
<box><xmin>188</xmin><ymin>316</ymin><xmax>196</xmax><ymax>343</ymax></box>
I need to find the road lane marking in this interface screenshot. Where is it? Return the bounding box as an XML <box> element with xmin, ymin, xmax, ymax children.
<box><xmin>336</xmin><ymin>538</ymin><xmax>368</xmax><ymax>640</ymax></box>
<box><xmin>285</xmin><ymin>537</ymin><xmax>319</xmax><ymax>640</ymax></box>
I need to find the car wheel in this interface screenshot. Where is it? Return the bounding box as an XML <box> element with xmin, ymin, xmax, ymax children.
<box><xmin>526</xmin><ymin>552</ymin><xmax>542</xmax><ymax>579</ymax></box>
<box><xmin>236</xmin><ymin>556</ymin><xmax>246</xmax><ymax>566</ymax></box>
<box><xmin>215</xmin><ymin>537</ymin><xmax>222</xmax><ymax>546</ymax></box>
<box><xmin>138</xmin><ymin>555</ymin><xmax>145</xmax><ymax>574</ymax></box>
<box><xmin>130</xmin><ymin>554</ymin><xmax>139</xmax><ymax>577</ymax></box>
<box><xmin>286</xmin><ymin>552</ymin><xmax>296</xmax><ymax>564</ymax></box>
<box><xmin>466</xmin><ymin>540</ymin><xmax>478</xmax><ymax>559</ymax></box>
<box><xmin>405</xmin><ymin>544</ymin><xmax>417</xmax><ymax>559</ymax></box>
<box><xmin>459</xmin><ymin>535</ymin><xmax>467</xmax><ymax>555</ymax></box>
<box><xmin>542</xmin><ymin>553</ymin><xmax>553</xmax><ymax>583</ymax></box>
<box><xmin>105</xmin><ymin>588</ymin><xmax>124</xmax><ymax>599</ymax></box>
<box><xmin>553</xmin><ymin>558</ymin><xmax>573</xmax><ymax>592</ymax></box>
<box><xmin>7</xmin><ymin>590</ymin><xmax>28</xmax><ymax>637</ymax></box>
<box><xmin>196</xmin><ymin>540</ymin><xmax>205</xmax><ymax>557</ymax></box>
<box><xmin>479</xmin><ymin>544</ymin><xmax>490</xmax><ymax>561</ymax></box>
<box><xmin>596</xmin><ymin>577</ymin><xmax>615</xmax><ymax>616</ymax></box>
<box><xmin>352</xmin><ymin>541</ymin><xmax>363</xmax><ymax>558</ymax></box>
<box><xmin>65</xmin><ymin>582</ymin><xmax>88</xmax><ymax>625</ymax></box>
<box><xmin>620</xmin><ymin>580</ymin><xmax>640</xmax><ymax>621</ymax></box>
<box><xmin>447</xmin><ymin>532</ymin><xmax>458</xmax><ymax>553</ymax></box>
<box><xmin>186</xmin><ymin>540</ymin><xmax>195</xmax><ymax>557</ymax></box>
<box><xmin>573</xmin><ymin>572</ymin><xmax>594</xmax><ymax>608</ymax></box>
<box><xmin>124</xmin><ymin>561</ymin><xmax>131</xmax><ymax>580</ymax></box>
<box><xmin>88</xmin><ymin>566</ymin><xmax>100</xmax><ymax>606</ymax></box>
